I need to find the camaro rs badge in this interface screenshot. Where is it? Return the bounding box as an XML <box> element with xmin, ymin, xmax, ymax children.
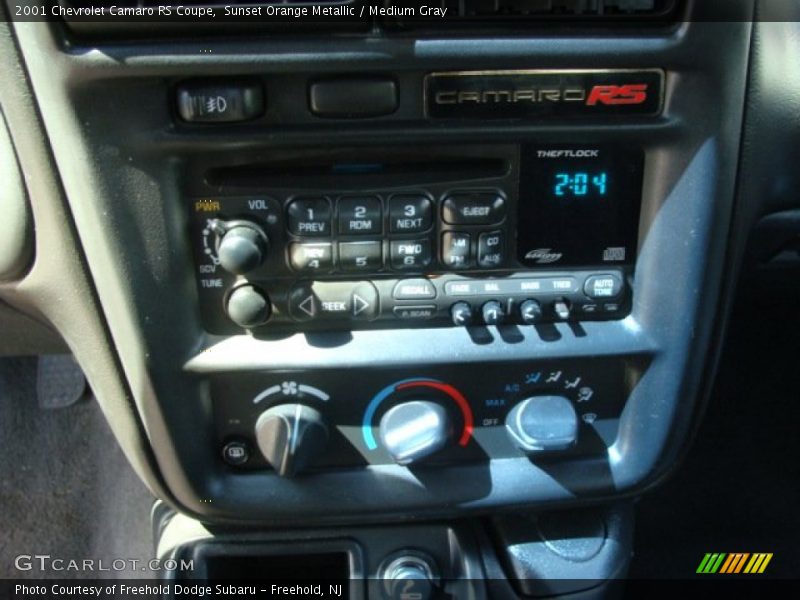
<box><xmin>425</xmin><ymin>69</ymin><xmax>664</xmax><ymax>119</ymax></box>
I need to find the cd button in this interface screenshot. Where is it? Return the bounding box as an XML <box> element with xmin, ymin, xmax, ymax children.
<box><xmin>478</xmin><ymin>231</ymin><xmax>505</xmax><ymax>268</ymax></box>
<box><xmin>389</xmin><ymin>195</ymin><xmax>433</xmax><ymax>233</ymax></box>
<box><xmin>287</xmin><ymin>197</ymin><xmax>332</xmax><ymax>236</ymax></box>
<box><xmin>338</xmin><ymin>196</ymin><xmax>382</xmax><ymax>235</ymax></box>
<box><xmin>390</xmin><ymin>239</ymin><xmax>432</xmax><ymax>271</ymax></box>
<box><xmin>441</xmin><ymin>232</ymin><xmax>471</xmax><ymax>269</ymax></box>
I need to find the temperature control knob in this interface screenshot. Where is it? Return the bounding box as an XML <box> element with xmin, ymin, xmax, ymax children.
<box><xmin>254</xmin><ymin>404</ymin><xmax>328</xmax><ymax>477</ymax></box>
<box><xmin>505</xmin><ymin>395</ymin><xmax>578</xmax><ymax>452</ymax></box>
<box><xmin>212</xmin><ymin>219</ymin><xmax>269</xmax><ymax>275</ymax></box>
<box><xmin>379</xmin><ymin>401</ymin><xmax>450</xmax><ymax>465</ymax></box>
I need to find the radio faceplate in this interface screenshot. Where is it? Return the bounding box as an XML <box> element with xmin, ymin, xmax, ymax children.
<box><xmin>189</xmin><ymin>144</ymin><xmax>642</xmax><ymax>333</ymax></box>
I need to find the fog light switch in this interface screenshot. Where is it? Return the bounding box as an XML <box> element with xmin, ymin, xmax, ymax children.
<box><xmin>177</xmin><ymin>81</ymin><xmax>264</xmax><ymax>123</ymax></box>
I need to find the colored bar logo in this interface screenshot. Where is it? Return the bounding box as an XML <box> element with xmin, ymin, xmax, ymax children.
<box><xmin>697</xmin><ymin>553</ymin><xmax>773</xmax><ymax>574</ymax></box>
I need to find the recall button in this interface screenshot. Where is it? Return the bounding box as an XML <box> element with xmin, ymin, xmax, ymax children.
<box><xmin>393</xmin><ymin>279</ymin><xmax>437</xmax><ymax>300</ymax></box>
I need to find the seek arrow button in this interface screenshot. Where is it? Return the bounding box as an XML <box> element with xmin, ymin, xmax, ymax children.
<box><xmin>351</xmin><ymin>283</ymin><xmax>379</xmax><ymax>320</ymax></box>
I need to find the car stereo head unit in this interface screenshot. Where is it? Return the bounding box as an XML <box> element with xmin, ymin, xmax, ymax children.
<box><xmin>189</xmin><ymin>144</ymin><xmax>643</xmax><ymax>333</ymax></box>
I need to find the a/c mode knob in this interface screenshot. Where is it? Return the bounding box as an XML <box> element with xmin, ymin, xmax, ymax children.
<box><xmin>379</xmin><ymin>401</ymin><xmax>450</xmax><ymax>465</ymax></box>
<box><xmin>505</xmin><ymin>395</ymin><xmax>578</xmax><ymax>453</ymax></box>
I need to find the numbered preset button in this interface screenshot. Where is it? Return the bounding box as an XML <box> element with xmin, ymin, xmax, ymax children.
<box><xmin>338</xmin><ymin>196</ymin><xmax>382</xmax><ymax>235</ymax></box>
<box><xmin>287</xmin><ymin>197</ymin><xmax>332</xmax><ymax>236</ymax></box>
<box><xmin>289</xmin><ymin>243</ymin><xmax>333</xmax><ymax>273</ymax></box>
<box><xmin>388</xmin><ymin>194</ymin><xmax>433</xmax><ymax>234</ymax></box>
<box><xmin>339</xmin><ymin>241</ymin><xmax>382</xmax><ymax>272</ymax></box>
<box><xmin>390</xmin><ymin>239</ymin><xmax>432</xmax><ymax>271</ymax></box>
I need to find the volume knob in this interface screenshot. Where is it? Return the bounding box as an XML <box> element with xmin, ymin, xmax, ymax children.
<box><xmin>213</xmin><ymin>219</ymin><xmax>269</xmax><ymax>275</ymax></box>
<box><xmin>254</xmin><ymin>404</ymin><xmax>328</xmax><ymax>477</ymax></box>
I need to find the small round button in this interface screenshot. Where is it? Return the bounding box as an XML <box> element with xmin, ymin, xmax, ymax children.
<box><xmin>221</xmin><ymin>440</ymin><xmax>250</xmax><ymax>466</ymax></box>
<box><xmin>226</xmin><ymin>285</ymin><xmax>271</xmax><ymax>328</ymax></box>
<box><xmin>450</xmin><ymin>302</ymin><xmax>473</xmax><ymax>326</ymax></box>
<box><xmin>481</xmin><ymin>300</ymin><xmax>505</xmax><ymax>325</ymax></box>
<box><xmin>519</xmin><ymin>299</ymin><xmax>543</xmax><ymax>325</ymax></box>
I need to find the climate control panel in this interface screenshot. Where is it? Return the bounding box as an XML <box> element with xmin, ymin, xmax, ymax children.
<box><xmin>213</xmin><ymin>358</ymin><xmax>632</xmax><ymax>476</ymax></box>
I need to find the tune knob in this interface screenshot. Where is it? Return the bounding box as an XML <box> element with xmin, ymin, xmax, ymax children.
<box><xmin>379</xmin><ymin>401</ymin><xmax>450</xmax><ymax>465</ymax></box>
<box><xmin>226</xmin><ymin>285</ymin><xmax>271</xmax><ymax>328</ymax></box>
<box><xmin>212</xmin><ymin>219</ymin><xmax>269</xmax><ymax>275</ymax></box>
<box><xmin>254</xmin><ymin>404</ymin><xmax>328</xmax><ymax>477</ymax></box>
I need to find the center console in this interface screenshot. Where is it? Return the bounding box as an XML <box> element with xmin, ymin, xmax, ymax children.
<box><xmin>6</xmin><ymin>0</ymin><xmax>756</xmax><ymax>594</ymax></box>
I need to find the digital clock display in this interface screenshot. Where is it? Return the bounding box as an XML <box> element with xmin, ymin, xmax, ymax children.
<box><xmin>517</xmin><ymin>146</ymin><xmax>644</xmax><ymax>267</ymax></box>
<box><xmin>554</xmin><ymin>172</ymin><xmax>608</xmax><ymax>197</ymax></box>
